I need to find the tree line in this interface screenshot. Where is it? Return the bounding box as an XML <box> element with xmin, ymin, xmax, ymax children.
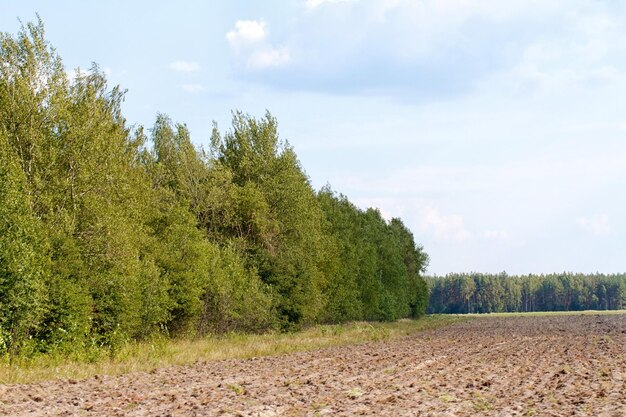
<box><xmin>0</xmin><ymin>20</ymin><xmax>429</xmax><ymax>354</ymax></box>
<box><xmin>427</xmin><ymin>273</ymin><xmax>626</xmax><ymax>314</ymax></box>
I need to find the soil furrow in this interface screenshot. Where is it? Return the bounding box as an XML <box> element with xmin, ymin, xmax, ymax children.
<box><xmin>1</xmin><ymin>314</ymin><xmax>625</xmax><ymax>416</ymax></box>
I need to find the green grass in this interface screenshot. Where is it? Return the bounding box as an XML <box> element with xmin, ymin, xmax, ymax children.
<box><xmin>460</xmin><ymin>309</ymin><xmax>626</xmax><ymax>318</ymax></box>
<box><xmin>0</xmin><ymin>315</ymin><xmax>466</xmax><ymax>385</ymax></box>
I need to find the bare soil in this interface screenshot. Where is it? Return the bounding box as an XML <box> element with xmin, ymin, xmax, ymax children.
<box><xmin>1</xmin><ymin>314</ymin><xmax>625</xmax><ymax>416</ymax></box>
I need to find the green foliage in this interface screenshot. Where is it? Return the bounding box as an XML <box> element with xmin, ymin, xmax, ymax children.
<box><xmin>0</xmin><ymin>19</ymin><xmax>430</xmax><ymax>356</ymax></box>
<box><xmin>0</xmin><ymin>131</ymin><xmax>49</xmax><ymax>353</ymax></box>
<box><xmin>1</xmin><ymin>19</ymin><xmax>169</xmax><ymax>349</ymax></box>
<box><xmin>317</xmin><ymin>187</ymin><xmax>430</xmax><ymax>322</ymax></box>
<box><xmin>211</xmin><ymin>112</ymin><xmax>330</xmax><ymax>328</ymax></box>
<box><xmin>147</xmin><ymin>115</ymin><xmax>277</xmax><ymax>334</ymax></box>
<box><xmin>200</xmin><ymin>244</ymin><xmax>276</xmax><ymax>333</ymax></box>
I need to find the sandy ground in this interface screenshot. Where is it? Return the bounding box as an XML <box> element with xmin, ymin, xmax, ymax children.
<box><xmin>1</xmin><ymin>314</ymin><xmax>625</xmax><ymax>416</ymax></box>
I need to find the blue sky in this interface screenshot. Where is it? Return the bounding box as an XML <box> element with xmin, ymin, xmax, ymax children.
<box><xmin>2</xmin><ymin>0</ymin><xmax>625</xmax><ymax>275</ymax></box>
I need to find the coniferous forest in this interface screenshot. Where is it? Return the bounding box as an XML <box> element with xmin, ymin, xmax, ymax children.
<box><xmin>427</xmin><ymin>273</ymin><xmax>626</xmax><ymax>314</ymax></box>
<box><xmin>0</xmin><ymin>21</ymin><xmax>429</xmax><ymax>354</ymax></box>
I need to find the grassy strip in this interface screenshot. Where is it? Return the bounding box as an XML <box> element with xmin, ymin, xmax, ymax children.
<box><xmin>460</xmin><ymin>309</ymin><xmax>626</xmax><ymax>317</ymax></box>
<box><xmin>0</xmin><ymin>315</ymin><xmax>466</xmax><ymax>385</ymax></box>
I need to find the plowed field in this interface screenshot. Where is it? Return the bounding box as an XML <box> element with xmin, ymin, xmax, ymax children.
<box><xmin>1</xmin><ymin>314</ymin><xmax>625</xmax><ymax>416</ymax></box>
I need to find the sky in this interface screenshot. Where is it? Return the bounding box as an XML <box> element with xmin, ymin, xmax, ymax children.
<box><xmin>2</xmin><ymin>0</ymin><xmax>625</xmax><ymax>275</ymax></box>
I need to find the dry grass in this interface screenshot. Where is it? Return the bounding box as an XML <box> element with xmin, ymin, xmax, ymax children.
<box><xmin>0</xmin><ymin>315</ymin><xmax>466</xmax><ymax>384</ymax></box>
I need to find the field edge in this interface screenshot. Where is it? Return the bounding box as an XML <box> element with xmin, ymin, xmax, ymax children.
<box><xmin>0</xmin><ymin>315</ymin><xmax>467</xmax><ymax>385</ymax></box>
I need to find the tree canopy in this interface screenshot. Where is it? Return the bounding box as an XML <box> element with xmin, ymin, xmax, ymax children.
<box><xmin>0</xmin><ymin>20</ymin><xmax>430</xmax><ymax>353</ymax></box>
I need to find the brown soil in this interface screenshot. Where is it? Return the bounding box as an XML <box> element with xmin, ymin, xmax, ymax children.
<box><xmin>1</xmin><ymin>314</ymin><xmax>625</xmax><ymax>416</ymax></box>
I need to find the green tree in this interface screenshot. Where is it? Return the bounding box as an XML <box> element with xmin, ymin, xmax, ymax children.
<box><xmin>211</xmin><ymin>112</ymin><xmax>329</xmax><ymax>328</ymax></box>
<box><xmin>1</xmin><ymin>18</ymin><xmax>433</xmax><ymax>354</ymax></box>
<box><xmin>0</xmin><ymin>132</ymin><xmax>49</xmax><ymax>353</ymax></box>
<box><xmin>146</xmin><ymin>115</ymin><xmax>276</xmax><ymax>335</ymax></box>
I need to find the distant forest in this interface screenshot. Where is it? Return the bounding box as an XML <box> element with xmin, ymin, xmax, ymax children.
<box><xmin>427</xmin><ymin>273</ymin><xmax>626</xmax><ymax>314</ymax></box>
<box><xmin>0</xmin><ymin>21</ymin><xmax>429</xmax><ymax>354</ymax></box>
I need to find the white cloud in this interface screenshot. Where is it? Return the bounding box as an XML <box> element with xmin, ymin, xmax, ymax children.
<box><xmin>248</xmin><ymin>47</ymin><xmax>291</xmax><ymax>69</ymax></box>
<box><xmin>419</xmin><ymin>206</ymin><xmax>471</xmax><ymax>243</ymax></box>
<box><xmin>66</xmin><ymin>68</ymin><xmax>79</xmax><ymax>83</ymax></box>
<box><xmin>226</xmin><ymin>20</ymin><xmax>290</xmax><ymax>71</ymax></box>
<box><xmin>305</xmin><ymin>0</ymin><xmax>355</xmax><ymax>9</ymax></box>
<box><xmin>352</xmin><ymin>197</ymin><xmax>397</xmax><ymax>221</ymax></box>
<box><xmin>169</xmin><ymin>61</ymin><xmax>200</xmax><ymax>73</ymax></box>
<box><xmin>482</xmin><ymin>229</ymin><xmax>509</xmax><ymax>240</ymax></box>
<box><xmin>181</xmin><ymin>84</ymin><xmax>205</xmax><ymax>93</ymax></box>
<box><xmin>226</xmin><ymin>20</ymin><xmax>267</xmax><ymax>48</ymax></box>
<box><xmin>225</xmin><ymin>0</ymin><xmax>626</xmax><ymax>99</ymax></box>
<box><xmin>351</xmin><ymin>197</ymin><xmax>470</xmax><ymax>242</ymax></box>
<box><xmin>576</xmin><ymin>214</ymin><xmax>611</xmax><ymax>236</ymax></box>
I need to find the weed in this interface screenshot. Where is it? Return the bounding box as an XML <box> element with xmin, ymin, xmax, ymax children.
<box><xmin>347</xmin><ymin>387</ymin><xmax>364</xmax><ymax>399</ymax></box>
<box><xmin>439</xmin><ymin>394</ymin><xmax>457</xmax><ymax>403</ymax></box>
<box><xmin>383</xmin><ymin>367</ymin><xmax>397</xmax><ymax>375</ymax></box>
<box><xmin>472</xmin><ymin>397</ymin><xmax>493</xmax><ymax>411</ymax></box>
<box><xmin>227</xmin><ymin>383</ymin><xmax>245</xmax><ymax>395</ymax></box>
<box><xmin>312</xmin><ymin>402</ymin><xmax>328</xmax><ymax>410</ymax></box>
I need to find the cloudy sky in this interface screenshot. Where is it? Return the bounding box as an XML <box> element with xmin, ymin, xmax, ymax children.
<box><xmin>2</xmin><ymin>0</ymin><xmax>625</xmax><ymax>275</ymax></box>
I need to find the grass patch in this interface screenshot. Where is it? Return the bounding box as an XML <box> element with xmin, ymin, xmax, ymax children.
<box><xmin>0</xmin><ymin>315</ymin><xmax>466</xmax><ymax>385</ymax></box>
<box><xmin>472</xmin><ymin>393</ymin><xmax>494</xmax><ymax>412</ymax></box>
<box><xmin>438</xmin><ymin>394</ymin><xmax>457</xmax><ymax>403</ymax></box>
<box><xmin>226</xmin><ymin>383</ymin><xmax>246</xmax><ymax>395</ymax></box>
<box><xmin>346</xmin><ymin>387</ymin><xmax>365</xmax><ymax>399</ymax></box>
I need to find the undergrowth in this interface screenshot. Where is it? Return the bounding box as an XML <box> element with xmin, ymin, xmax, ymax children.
<box><xmin>0</xmin><ymin>315</ymin><xmax>466</xmax><ymax>384</ymax></box>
